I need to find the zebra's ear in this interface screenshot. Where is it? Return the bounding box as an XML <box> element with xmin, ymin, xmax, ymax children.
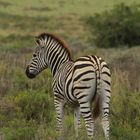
<box><xmin>35</xmin><ymin>36</ymin><xmax>40</xmax><ymax>46</ymax></box>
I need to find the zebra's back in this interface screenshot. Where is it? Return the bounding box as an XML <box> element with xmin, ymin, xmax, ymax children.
<box><xmin>54</xmin><ymin>55</ymin><xmax>110</xmax><ymax>106</ymax></box>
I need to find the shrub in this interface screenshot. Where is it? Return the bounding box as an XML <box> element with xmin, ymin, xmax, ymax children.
<box><xmin>110</xmin><ymin>88</ymin><xmax>140</xmax><ymax>139</ymax></box>
<box><xmin>111</xmin><ymin>124</ymin><xmax>140</xmax><ymax>140</ymax></box>
<box><xmin>86</xmin><ymin>3</ymin><xmax>140</xmax><ymax>48</ymax></box>
<box><xmin>1</xmin><ymin>119</ymin><xmax>36</xmax><ymax>140</ymax></box>
<box><xmin>14</xmin><ymin>91</ymin><xmax>54</xmax><ymax>123</ymax></box>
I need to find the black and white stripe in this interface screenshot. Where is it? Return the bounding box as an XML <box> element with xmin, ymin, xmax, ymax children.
<box><xmin>26</xmin><ymin>33</ymin><xmax>111</xmax><ymax>139</ymax></box>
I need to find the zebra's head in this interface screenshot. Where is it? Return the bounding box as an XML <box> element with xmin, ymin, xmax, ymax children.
<box><xmin>26</xmin><ymin>35</ymin><xmax>48</xmax><ymax>79</ymax></box>
<box><xmin>26</xmin><ymin>33</ymin><xmax>71</xmax><ymax>78</ymax></box>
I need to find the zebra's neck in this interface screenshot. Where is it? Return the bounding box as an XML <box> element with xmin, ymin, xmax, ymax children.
<box><xmin>46</xmin><ymin>41</ymin><xmax>72</xmax><ymax>76</ymax></box>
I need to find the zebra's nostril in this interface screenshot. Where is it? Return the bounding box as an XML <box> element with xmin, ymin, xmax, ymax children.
<box><xmin>25</xmin><ymin>66</ymin><xmax>36</xmax><ymax>79</ymax></box>
<box><xmin>25</xmin><ymin>66</ymin><xmax>29</xmax><ymax>76</ymax></box>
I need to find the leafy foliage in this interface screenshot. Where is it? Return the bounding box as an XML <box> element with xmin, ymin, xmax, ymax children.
<box><xmin>86</xmin><ymin>3</ymin><xmax>140</xmax><ymax>48</ymax></box>
<box><xmin>15</xmin><ymin>91</ymin><xmax>54</xmax><ymax>123</ymax></box>
<box><xmin>1</xmin><ymin>119</ymin><xmax>36</xmax><ymax>140</ymax></box>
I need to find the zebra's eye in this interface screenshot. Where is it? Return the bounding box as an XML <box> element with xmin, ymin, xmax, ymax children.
<box><xmin>33</xmin><ymin>53</ymin><xmax>37</xmax><ymax>57</ymax></box>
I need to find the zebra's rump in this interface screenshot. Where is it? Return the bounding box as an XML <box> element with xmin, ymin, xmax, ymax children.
<box><xmin>62</xmin><ymin>56</ymin><xmax>98</xmax><ymax>104</ymax></box>
<box><xmin>53</xmin><ymin>54</ymin><xmax>110</xmax><ymax>107</ymax></box>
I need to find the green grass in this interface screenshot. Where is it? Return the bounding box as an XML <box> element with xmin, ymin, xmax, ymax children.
<box><xmin>0</xmin><ymin>0</ymin><xmax>140</xmax><ymax>43</ymax></box>
<box><xmin>1</xmin><ymin>0</ymin><xmax>140</xmax><ymax>16</ymax></box>
<box><xmin>0</xmin><ymin>0</ymin><xmax>140</xmax><ymax>140</ymax></box>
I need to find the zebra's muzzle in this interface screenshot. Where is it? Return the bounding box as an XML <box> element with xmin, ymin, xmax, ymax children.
<box><xmin>25</xmin><ymin>66</ymin><xmax>36</xmax><ymax>79</ymax></box>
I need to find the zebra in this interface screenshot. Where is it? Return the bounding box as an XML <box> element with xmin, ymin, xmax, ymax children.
<box><xmin>25</xmin><ymin>33</ymin><xmax>111</xmax><ymax>139</ymax></box>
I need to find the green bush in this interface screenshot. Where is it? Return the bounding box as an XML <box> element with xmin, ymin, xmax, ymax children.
<box><xmin>110</xmin><ymin>89</ymin><xmax>140</xmax><ymax>140</ymax></box>
<box><xmin>111</xmin><ymin>124</ymin><xmax>140</xmax><ymax>140</ymax></box>
<box><xmin>1</xmin><ymin>119</ymin><xmax>36</xmax><ymax>140</ymax></box>
<box><xmin>14</xmin><ymin>91</ymin><xmax>54</xmax><ymax>123</ymax></box>
<box><xmin>86</xmin><ymin>3</ymin><xmax>140</xmax><ymax>48</ymax></box>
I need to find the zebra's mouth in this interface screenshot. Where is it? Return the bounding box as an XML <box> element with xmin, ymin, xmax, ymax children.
<box><xmin>26</xmin><ymin>72</ymin><xmax>36</xmax><ymax>79</ymax></box>
<box><xmin>25</xmin><ymin>67</ymin><xmax>37</xmax><ymax>79</ymax></box>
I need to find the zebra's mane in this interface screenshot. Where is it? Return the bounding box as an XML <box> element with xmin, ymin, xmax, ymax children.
<box><xmin>36</xmin><ymin>33</ymin><xmax>72</xmax><ymax>59</ymax></box>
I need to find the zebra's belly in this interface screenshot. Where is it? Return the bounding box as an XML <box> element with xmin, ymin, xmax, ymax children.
<box><xmin>64</xmin><ymin>90</ymin><xmax>79</xmax><ymax>106</ymax></box>
<box><xmin>73</xmin><ymin>80</ymin><xmax>96</xmax><ymax>102</ymax></box>
<box><xmin>72</xmin><ymin>72</ymin><xmax>97</xmax><ymax>104</ymax></box>
<box><xmin>64</xmin><ymin>81</ymin><xmax>96</xmax><ymax>106</ymax></box>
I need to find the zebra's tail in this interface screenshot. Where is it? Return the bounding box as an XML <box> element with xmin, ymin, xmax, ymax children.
<box><xmin>91</xmin><ymin>55</ymin><xmax>102</xmax><ymax>120</ymax></box>
<box><xmin>92</xmin><ymin>94</ymin><xmax>100</xmax><ymax>120</ymax></box>
<box><xmin>91</xmin><ymin>55</ymin><xmax>111</xmax><ymax>121</ymax></box>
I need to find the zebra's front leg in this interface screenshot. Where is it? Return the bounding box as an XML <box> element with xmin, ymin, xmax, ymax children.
<box><xmin>80</xmin><ymin>102</ymin><xmax>94</xmax><ymax>139</ymax></box>
<box><xmin>74</xmin><ymin>106</ymin><xmax>81</xmax><ymax>138</ymax></box>
<box><xmin>54</xmin><ymin>98</ymin><xmax>64</xmax><ymax>139</ymax></box>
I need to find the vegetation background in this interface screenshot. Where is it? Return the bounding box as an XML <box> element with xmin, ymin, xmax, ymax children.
<box><xmin>0</xmin><ymin>0</ymin><xmax>140</xmax><ymax>140</ymax></box>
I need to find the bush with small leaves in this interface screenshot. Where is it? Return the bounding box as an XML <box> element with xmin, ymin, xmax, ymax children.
<box><xmin>14</xmin><ymin>91</ymin><xmax>54</xmax><ymax>123</ymax></box>
<box><xmin>86</xmin><ymin>3</ymin><xmax>140</xmax><ymax>48</ymax></box>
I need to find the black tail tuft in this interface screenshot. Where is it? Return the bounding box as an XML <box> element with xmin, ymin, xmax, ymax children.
<box><xmin>92</xmin><ymin>95</ymin><xmax>100</xmax><ymax>120</ymax></box>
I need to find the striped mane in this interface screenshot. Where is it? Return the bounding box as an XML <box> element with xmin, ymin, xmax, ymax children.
<box><xmin>36</xmin><ymin>33</ymin><xmax>72</xmax><ymax>59</ymax></box>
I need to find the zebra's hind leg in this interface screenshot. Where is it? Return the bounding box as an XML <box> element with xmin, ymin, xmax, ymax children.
<box><xmin>100</xmin><ymin>88</ymin><xmax>111</xmax><ymax>140</ymax></box>
<box><xmin>101</xmin><ymin>117</ymin><xmax>109</xmax><ymax>140</ymax></box>
<box><xmin>99</xmin><ymin>58</ymin><xmax>111</xmax><ymax>140</ymax></box>
<box><xmin>74</xmin><ymin>106</ymin><xmax>81</xmax><ymax>138</ymax></box>
<box><xmin>101</xmin><ymin>102</ymin><xmax>110</xmax><ymax>140</ymax></box>
<box><xmin>79</xmin><ymin>102</ymin><xmax>94</xmax><ymax>139</ymax></box>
